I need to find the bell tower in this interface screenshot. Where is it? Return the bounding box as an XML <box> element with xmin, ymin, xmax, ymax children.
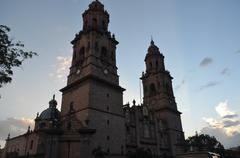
<box><xmin>141</xmin><ymin>40</ymin><xmax>185</xmax><ymax>156</ymax></box>
<box><xmin>142</xmin><ymin>40</ymin><xmax>175</xmax><ymax>109</ymax></box>
<box><xmin>67</xmin><ymin>0</ymin><xmax>119</xmax><ymax>86</ymax></box>
<box><xmin>59</xmin><ymin>1</ymin><xmax>125</xmax><ymax>157</ymax></box>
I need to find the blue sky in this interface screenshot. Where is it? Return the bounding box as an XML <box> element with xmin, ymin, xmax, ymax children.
<box><xmin>0</xmin><ymin>0</ymin><xmax>240</xmax><ymax>148</ymax></box>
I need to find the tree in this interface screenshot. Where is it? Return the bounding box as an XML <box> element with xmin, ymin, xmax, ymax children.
<box><xmin>225</xmin><ymin>146</ymin><xmax>240</xmax><ymax>158</ymax></box>
<box><xmin>0</xmin><ymin>25</ymin><xmax>37</xmax><ymax>88</ymax></box>
<box><xmin>186</xmin><ymin>132</ymin><xmax>225</xmax><ymax>156</ymax></box>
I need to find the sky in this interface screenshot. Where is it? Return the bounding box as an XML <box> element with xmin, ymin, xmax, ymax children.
<box><xmin>0</xmin><ymin>0</ymin><xmax>240</xmax><ymax>149</ymax></box>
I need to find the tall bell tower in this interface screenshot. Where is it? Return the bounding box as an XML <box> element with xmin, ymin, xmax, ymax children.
<box><xmin>67</xmin><ymin>0</ymin><xmax>119</xmax><ymax>86</ymax></box>
<box><xmin>59</xmin><ymin>1</ymin><xmax>125</xmax><ymax>157</ymax></box>
<box><xmin>141</xmin><ymin>40</ymin><xmax>185</xmax><ymax>156</ymax></box>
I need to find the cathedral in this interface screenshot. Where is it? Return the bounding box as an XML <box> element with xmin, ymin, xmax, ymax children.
<box><xmin>2</xmin><ymin>1</ymin><xmax>186</xmax><ymax>158</ymax></box>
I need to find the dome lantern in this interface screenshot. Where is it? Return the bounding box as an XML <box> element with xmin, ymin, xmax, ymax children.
<box><xmin>49</xmin><ymin>94</ymin><xmax>57</xmax><ymax>108</ymax></box>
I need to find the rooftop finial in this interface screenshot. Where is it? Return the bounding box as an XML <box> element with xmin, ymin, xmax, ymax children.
<box><xmin>27</xmin><ymin>126</ymin><xmax>31</xmax><ymax>133</ymax></box>
<box><xmin>150</xmin><ymin>36</ymin><xmax>154</xmax><ymax>45</ymax></box>
<box><xmin>133</xmin><ymin>99</ymin><xmax>136</xmax><ymax>106</ymax></box>
<box><xmin>49</xmin><ymin>94</ymin><xmax>57</xmax><ymax>108</ymax></box>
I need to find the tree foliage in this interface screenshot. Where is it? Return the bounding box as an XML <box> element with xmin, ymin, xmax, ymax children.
<box><xmin>225</xmin><ymin>146</ymin><xmax>240</xmax><ymax>158</ymax></box>
<box><xmin>186</xmin><ymin>133</ymin><xmax>225</xmax><ymax>156</ymax></box>
<box><xmin>0</xmin><ymin>25</ymin><xmax>37</xmax><ymax>88</ymax></box>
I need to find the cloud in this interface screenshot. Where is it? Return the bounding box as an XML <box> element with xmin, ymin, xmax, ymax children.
<box><xmin>175</xmin><ymin>80</ymin><xmax>185</xmax><ymax>90</ymax></box>
<box><xmin>215</xmin><ymin>100</ymin><xmax>236</xmax><ymax>118</ymax></box>
<box><xmin>0</xmin><ymin>117</ymin><xmax>34</xmax><ymax>147</ymax></box>
<box><xmin>235</xmin><ymin>50</ymin><xmax>240</xmax><ymax>54</ymax></box>
<box><xmin>223</xmin><ymin>114</ymin><xmax>238</xmax><ymax>119</ymax></box>
<box><xmin>223</xmin><ymin>120</ymin><xmax>240</xmax><ymax>128</ymax></box>
<box><xmin>199</xmin><ymin>57</ymin><xmax>213</xmax><ymax>67</ymax></box>
<box><xmin>201</xmin><ymin>127</ymin><xmax>240</xmax><ymax>149</ymax></box>
<box><xmin>220</xmin><ymin>68</ymin><xmax>230</xmax><ymax>76</ymax></box>
<box><xmin>199</xmin><ymin>81</ymin><xmax>220</xmax><ymax>91</ymax></box>
<box><xmin>203</xmin><ymin>117</ymin><xmax>223</xmax><ymax>128</ymax></box>
<box><xmin>49</xmin><ymin>56</ymin><xmax>72</xmax><ymax>82</ymax></box>
<box><xmin>202</xmin><ymin>101</ymin><xmax>240</xmax><ymax>148</ymax></box>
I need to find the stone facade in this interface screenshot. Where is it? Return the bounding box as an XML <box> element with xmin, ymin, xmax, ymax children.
<box><xmin>123</xmin><ymin>41</ymin><xmax>185</xmax><ymax>158</ymax></box>
<box><xmin>2</xmin><ymin>1</ymin><xmax>185</xmax><ymax>158</ymax></box>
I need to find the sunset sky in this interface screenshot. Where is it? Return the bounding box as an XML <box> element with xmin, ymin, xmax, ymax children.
<box><xmin>0</xmin><ymin>0</ymin><xmax>240</xmax><ymax>148</ymax></box>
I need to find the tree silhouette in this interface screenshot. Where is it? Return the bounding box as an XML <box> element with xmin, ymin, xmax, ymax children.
<box><xmin>186</xmin><ymin>133</ymin><xmax>225</xmax><ymax>156</ymax></box>
<box><xmin>0</xmin><ymin>25</ymin><xmax>37</xmax><ymax>88</ymax></box>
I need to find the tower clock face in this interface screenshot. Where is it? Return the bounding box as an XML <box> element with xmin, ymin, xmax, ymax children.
<box><xmin>103</xmin><ymin>69</ymin><xmax>109</xmax><ymax>75</ymax></box>
<box><xmin>76</xmin><ymin>69</ymin><xmax>81</xmax><ymax>74</ymax></box>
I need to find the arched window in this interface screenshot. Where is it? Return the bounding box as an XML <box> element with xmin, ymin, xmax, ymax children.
<box><xmin>100</xmin><ymin>47</ymin><xmax>107</xmax><ymax>61</ymax></box>
<box><xmin>156</xmin><ymin>60</ymin><xmax>159</xmax><ymax>68</ymax></box>
<box><xmin>67</xmin><ymin>122</ymin><xmax>71</xmax><ymax>130</ymax></box>
<box><xmin>111</xmin><ymin>51</ymin><xmax>115</xmax><ymax>62</ymax></box>
<box><xmin>87</xmin><ymin>41</ymin><xmax>90</xmax><ymax>51</ymax></box>
<box><xmin>69</xmin><ymin>102</ymin><xmax>74</xmax><ymax>112</ymax></box>
<box><xmin>158</xmin><ymin>119</ymin><xmax>164</xmax><ymax>131</ymax></box>
<box><xmin>150</xmin><ymin>83</ymin><xmax>156</xmax><ymax>96</ymax></box>
<box><xmin>30</xmin><ymin>140</ymin><xmax>34</xmax><ymax>150</ymax></box>
<box><xmin>79</xmin><ymin>47</ymin><xmax>85</xmax><ymax>64</ymax></box>
<box><xmin>95</xmin><ymin>42</ymin><xmax>99</xmax><ymax>51</ymax></box>
<box><xmin>143</xmin><ymin>122</ymin><xmax>150</xmax><ymax>138</ymax></box>
<box><xmin>102</xmin><ymin>20</ymin><xmax>106</xmax><ymax>30</ymax></box>
<box><xmin>149</xmin><ymin>62</ymin><xmax>152</xmax><ymax>69</ymax></box>
<box><xmin>165</xmin><ymin>82</ymin><xmax>172</xmax><ymax>96</ymax></box>
<box><xmin>92</xmin><ymin>18</ymin><xmax>97</xmax><ymax>29</ymax></box>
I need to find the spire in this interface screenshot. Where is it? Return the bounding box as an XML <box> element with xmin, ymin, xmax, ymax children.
<box><xmin>147</xmin><ymin>39</ymin><xmax>160</xmax><ymax>56</ymax></box>
<box><xmin>150</xmin><ymin>36</ymin><xmax>154</xmax><ymax>45</ymax></box>
<box><xmin>82</xmin><ymin>0</ymin><xmax>109</xmax><ymax>32</ymax></box>
<box><xmin>132</xmin><ymin>99</ymin><xmax>136</xmax><ymax>106</ymax></box>
<box><xmin>151</xmin><ymin>40</ymin><xmax>154</xmax><ymax>45</ymax></box>
<box><xmin>27</xmin><ymin>125</ymin><xmax>31</xmax><ymax>133</ymax></box>
<box><xmin>144</xmin><ymin>40</ymin><xmax>166</xmax><ymax>73</ymax></box>
<box><xmin>49</xmin><ymin>94</ymin><xmax>57</xmax><ymax>108</ymax></box>
<box><xmin>36</xmin><ymin>112</ymin><xmax>39</xmax><ymax>118</ymax></box>
<box><xmin>89</xmin><ymin>0</ymin><xmax>104</xmax><ymax>8</ymax></box>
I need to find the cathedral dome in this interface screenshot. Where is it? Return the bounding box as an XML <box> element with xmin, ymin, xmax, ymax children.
<box><xmin>39</xmin><ymin>107</ymin><xmax>60</xmax><ymax>120</ymax></box>
<box><xmin>39</xmin><ymin>95</ymin><xmax>60</xmax><ymax>120</ymax></box>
